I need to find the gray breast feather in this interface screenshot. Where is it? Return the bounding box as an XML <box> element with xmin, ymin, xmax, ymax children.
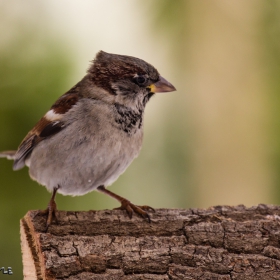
<box><xmin>28</xmin><ymin>99</ymin><xmax>143</xmax><ymax>196</ymax></box>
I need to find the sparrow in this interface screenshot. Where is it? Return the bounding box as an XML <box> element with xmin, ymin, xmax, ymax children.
<box><xmin>0</xmin><ymin>51</ymin><xmax>176</xmax><ymax>229</ymax></box>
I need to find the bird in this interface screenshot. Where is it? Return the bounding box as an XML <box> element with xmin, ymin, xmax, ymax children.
<box><xmin>0</xmin><ymin>51</ymin><xmax>176</xmax><ymax>229</ymax></box>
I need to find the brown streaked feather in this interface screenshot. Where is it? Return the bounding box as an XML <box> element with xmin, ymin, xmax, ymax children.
<box><xmin>39</xmin><ymin>121</ymin><xmax>64</xmax><ymax>138</ymax></box>
<box><xmin>13</xmin><ymin>134</ymin><xmax>38</xmax><ymax>170</ymax></box>
<box><xmin>12</xmin><ymin>91</ymin><xmax>81</xmax><ymax>170</ymax></box>
<box><xmin>51</xmin><ymin>93</ymin><xmax>79</xmax><ymax>114</ymax></box>
<box><xmin>13</xmin><ymin>118</ymin><xmax>66</xmax><ymax>170</ymax></box>
<box><xmin>13</xmin><ymin>117</ymin><xmax>65</xmax><ymax>170</ymax></box>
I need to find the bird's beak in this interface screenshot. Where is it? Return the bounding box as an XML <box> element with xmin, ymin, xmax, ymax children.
<box><xmin>148</xmin><ymin>76</ymin><xmax>176</xmax><ymax>93</ymax></box>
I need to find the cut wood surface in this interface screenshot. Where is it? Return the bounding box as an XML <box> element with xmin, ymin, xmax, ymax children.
<box><xmin>20</xmin><ymin>204</ymin><xmax>280</xmax><ymax>279</ymax></box>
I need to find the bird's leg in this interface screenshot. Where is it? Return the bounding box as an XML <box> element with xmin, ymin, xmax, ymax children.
<box><xmin>37</xmin><ymin>186</ymin><xmax>59</xmax><ymax>230</ymax></box>
<box><xmin>97</xmin><ymin>185</ymin><xmax>155</xmax><ymax>222</ymax></box>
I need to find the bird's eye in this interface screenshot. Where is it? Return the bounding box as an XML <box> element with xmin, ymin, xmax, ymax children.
<box><xmin>134</xmin><ymin>75</ymin><xmax>147</xmax><ymax>86</ymax></box>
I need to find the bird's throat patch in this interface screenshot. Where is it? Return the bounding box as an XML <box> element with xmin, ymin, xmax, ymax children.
<box><xmin>114</xmin><ymin>104</ymin><xmax>143</xmax><ymax>135</ymax></box>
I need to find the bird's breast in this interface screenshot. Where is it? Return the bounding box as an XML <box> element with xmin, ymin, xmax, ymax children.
<box><xmin>28</xmin><ymin>99</ymin><xmax>144</xmax><ymax>196</ymax></box>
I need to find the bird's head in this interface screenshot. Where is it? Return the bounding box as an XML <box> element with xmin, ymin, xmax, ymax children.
<box><xmin>88</xmin><ymin>51</ymin><xmax>176</xmax><ymax>110</ymax></box>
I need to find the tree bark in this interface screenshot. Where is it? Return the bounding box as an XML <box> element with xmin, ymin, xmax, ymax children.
<box><xmin>20</xmin><ymin>204</ymin><xmax>280</xmax><ymax>280</ymax></box>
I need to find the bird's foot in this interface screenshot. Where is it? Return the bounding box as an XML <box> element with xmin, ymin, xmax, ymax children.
<box><xmin>96</xmin><ymin>185</ymin><xmax>155</xmax><ymax>222</ymax></box>
<box><xmin>36</xmin><ymin>199</ymin><xmax>57</xmax><ymax>231</ymax></box>
<box><xmin>114</xmin><ymin>199</ymin><xmax>155</xmax><ymax>223</ymax></box>
<box><xmin>36</xmin><ymin>187</ymin><xmax>59</xmax><ymax>231</ymax></box>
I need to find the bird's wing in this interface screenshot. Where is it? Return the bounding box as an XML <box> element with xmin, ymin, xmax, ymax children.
<box><xmin>11</xmin><ymin>92</ymin><xmax>80</xmax><ymax>170</ymax></box>
<box><xmin>13</xmin><ymin>119</ymin><xmax>65</xmax><ymax>170</ymax></box>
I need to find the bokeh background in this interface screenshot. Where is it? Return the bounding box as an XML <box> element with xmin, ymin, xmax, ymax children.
<box><xmin>1</xmin><ymin>0</ymin><xmax>280</xmax><ymax>277</ymax></box>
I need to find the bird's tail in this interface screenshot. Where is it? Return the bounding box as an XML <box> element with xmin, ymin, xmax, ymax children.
<box><xmin>0</xmin><ymin>151</ymin><xmax>16</xmax><ymax>160</ymax></box>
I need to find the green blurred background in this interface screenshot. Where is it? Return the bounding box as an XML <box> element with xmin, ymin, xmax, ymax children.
<box><xmin>1</xmin><ymin>0</ymin><xmax>280</xmax><ymax>277</ymax></box>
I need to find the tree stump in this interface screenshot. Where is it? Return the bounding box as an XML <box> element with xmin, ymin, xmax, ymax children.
<box><xmin>20</xmin><ymin>204</ymin><xmax>280</xmax><ymax>279</ymax></box>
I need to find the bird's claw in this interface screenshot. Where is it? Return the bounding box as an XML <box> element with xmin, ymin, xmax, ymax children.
<box><xmin>114</xmin><ymin>199</ymin><xmax>155</xmax><ymax>223</ymax></box>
